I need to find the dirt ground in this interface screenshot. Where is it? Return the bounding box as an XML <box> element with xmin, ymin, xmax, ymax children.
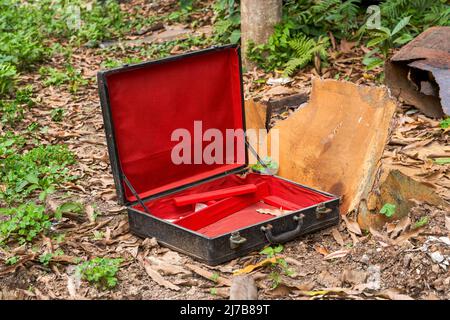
<box><xmin>0</xmin><ymin>0</ymin><xmax>449</xmax><ymax>300</ymax></box>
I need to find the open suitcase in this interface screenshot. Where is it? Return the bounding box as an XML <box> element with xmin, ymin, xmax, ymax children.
<box><xmin>97</xmin><ymin>45</ymin><xmax>340</xmax><ymax>265</ymax></box>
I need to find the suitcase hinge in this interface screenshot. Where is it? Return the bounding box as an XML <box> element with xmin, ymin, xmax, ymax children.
<box><xmin>122</xmin><ymin>174</ymin><xmax>150</xmax><ymax>214</ymax></box>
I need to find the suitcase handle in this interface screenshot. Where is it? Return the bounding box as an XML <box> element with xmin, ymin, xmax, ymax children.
<box><xmin>261</xmin><ymin>214</ymin><xmax>305</xmax><ymax>244</ymax></box>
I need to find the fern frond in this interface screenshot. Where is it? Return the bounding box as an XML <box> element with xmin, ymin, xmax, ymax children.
<box><xmin>282</xmin><ymin>34</ymin><xmax>330</xmax><ymax>76</ymax></box>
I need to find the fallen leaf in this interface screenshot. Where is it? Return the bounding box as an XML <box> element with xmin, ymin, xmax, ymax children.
<box><xmin>140</xmin><ymin>257</ymin><xmax>180</xmax><ymax>291</ymax></box>
<box><xmin>445</xmin><ymin>215</ymin><xmax>450</xmax><ymax>232</ymax></box>
<box><xmin>339</xmin><ymin>39</ymin><xmax>357</xmax><ymax>53</ymax></box>
<box><xmin>256</xmin><ymin>208</ymin><xmax>292</xmax><ymax>217</ymax></box>
<box><xmin>370</xmin><ymin>227</ymin><xmax>394</xmax><ymax>246</ymax></box>
<box><xmin>314</xmin><ymin>244</ymin><xmax>329</xmax><ymax>256</ymax></box>
<box><xmin>379</xmin><ymin>288</ymin><xmax>414</xmax><ymax>300</ymax></box>
<box><xmin>342</xmin><ymin>216</ymin><xmax>362</xmax><ymax>235</ymax></box>
<box><xmin>267</xmin><ymin>284</ymin><xmax>292</xmax><ymax>297</ymax></box>
<box><xmin>146</xmin><ymin>256</ymin><xmax>191</xmax><ymax>276</ymax></box>
<box><xmin>390</xmin><ymin>216</ymin><xmax>411</xmax><ymax>239</ymax></box>
<box><xmin>263</xmin><ymin>85</ymin><xmax>296</xmax><ymax>99</ymax></box>
<box><xmin>323</xmin><ymin>249</ymin><xmax>349</xmax><ymax>260</ymax></box>
<box><xmin>331</xmin><ymin>228</ymin><xmax>345</xmax><ymax>246</ymax></box>
<box><xmin>186</xmin><ymin>264</ymin><xmax>232</xmax><ymax>286</ymax></box>
<box><xmin>317</xmin><ymin>270</ymin><xmax>340</xmax><ymax>287</ymax></box>
<box><xmin>233</xmin><ymin>257</ymin><xmax>277</xmax><ymax>276</ymax></box>
<box><xmin>393</xmin><ymin>227</ymin><xmax>424</xmax><ymax>245</ymax></box>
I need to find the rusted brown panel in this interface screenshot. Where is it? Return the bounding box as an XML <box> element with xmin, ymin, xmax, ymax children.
<box><xmin>391</xmin><ymin>27</ymin><xmax>450</xmax><ymax>68</ymax></box>
<box><xmin>272</xmin><ymin>79</ymin><xmax>397</xmax><ymax>214</ymax></box>
<box><xmin>386</xmin><ymin>26</ymin><xmax>450</xmax><ymax>117</ymax></box>
<box><xmin>385</xmin><ymin>61</ymin><xmax>444</xmax><ymax>118</ymax></box>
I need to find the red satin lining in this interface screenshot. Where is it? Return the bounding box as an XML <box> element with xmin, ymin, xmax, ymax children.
<box><xmin>104</xmin><ymin>48</ymin><xmax>244</xmax><ymax>201</ymax></box>
<box><xmin>133</xmin><ymin>173</ymin><xmax>332</xmax><ymax>237</ymax></box>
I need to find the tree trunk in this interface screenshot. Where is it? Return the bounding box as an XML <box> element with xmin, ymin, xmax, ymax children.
<box><xmin>241</xmin><ymin>0</ymin><xmax>282</xmax><ymax>69</ymax></box>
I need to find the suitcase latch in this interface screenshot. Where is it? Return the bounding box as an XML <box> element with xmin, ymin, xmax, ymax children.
<box><xmin>230</xmin><ymin>232</ymin><xmax>247</xmax><ymax>249</ymax></box>
<box><xmin>316</xmin><ymin>203</ymin><xmax>332</xmax><ymax>219</ymax></box>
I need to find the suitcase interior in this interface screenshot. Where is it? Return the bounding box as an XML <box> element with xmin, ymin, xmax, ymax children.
<box><xmin>98</xmin><ymin>46</ymin><xmax>339</xmax><ymax>253</ymax></box>
<box><xmin>132</xmin><ymin>172</ymin><xmax>333</xmax><ymax>238</ymax></box>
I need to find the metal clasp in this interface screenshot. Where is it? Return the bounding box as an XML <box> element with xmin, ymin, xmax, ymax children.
<box><xmin>230</xmin><ymin>232</ymin><xmax>247</xmax><ymax>249</ymax></box>
<box><xmin>316</xmin><ymin>203</ymin><xmax>332</xmax><ymax>219</ymax></box>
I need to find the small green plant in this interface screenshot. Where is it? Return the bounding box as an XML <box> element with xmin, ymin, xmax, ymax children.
<box><xmin>440</xmin><ymin>118</ymin><xmax>450</xmax><ymax>130</ymax></box>
<box><xmin>268</xmin><ymin>271</ymin><xmax>282</xmax><ymax>289</ymax></box>
<box><xmin>77</xmin><ymin>257</ymin><xmax>123</xmax><ymax>289</ymax></box>
<box><xmin>0</xmin><ymin>63</ymin><xmax>17</xmax><ymax>97</ymax></box>
<box><xmin>54</xmin><ymin>201</ymin><xmax>84</xmax><ymax>220</ymax></box>
<box><xmin>259</xmin><ymin>245</ymin><xmax>294</xmax><ymax>288</ymax></box>
<box><xmin>51</xmin><ymin>108</ymin><xmax>64</xmax><ymax>122</ymax></box>
<box><xmin>413</xmin><ymin>216</ymin><xmax>429</xmax><ymax>229</ymax></box>
<box><xmin>251</xmin><ymin>156</ymin><xmax>279</xmax><ymax>175</ymax></box>
<box><xmin>0</xmin><ymin>85</ymin><xmax>33</xmax><ymax>125</ymax></box>
<box><xmin>5</xmin><ymin>256</ymin><xmax>19</xmax><ymax>265</ymax></box>
<box><xmin>434</xmin><ymin>158</ymin><xmax>450</xmax><ymax>165</ymax></box>
<box><xmin>0</xmin><ymin>132</ymin><xmax>25</xmax><ymax>158</ymax></box>
<box><xmin>0</xmin><ymin>202</ymin><xmax>51</xmax><ymax>245</ymax></box>
<box><xmin>39</xmin><ymin>65</ymin><xmax>87</xmax><ymax>94</ymax></box>
<box><xmin>363</xmin><ymin>16</ymin><xmax>413</xmax><ymax>63</ymax></box>
<box><xmin>0</xmin><ymin>144</ymin><xmax>76</xmax><ymax>203</ymax></box>
<box><xmin>260</xmin><ymin>244</ymin><xmax>284</xmax><ymax>258</ymax></box>
<box><xmin>39</xmin><ymin>252</ymin><xmax>53</xmax><ymax>266</ymax></box>
<box><xmin>212</xmin><ymin>0</ymin><xmax>241</xmax><ymax>44</ymax></box>
<box><xmin>283</xmin><ymin>35</ymin><xmax>329</xmax><ymax>76</ymax></box>
<box><xmin>52</xmin><ymin>233</ymin><xmax>66</xmax><ymax>244</ymax></box>
<box><xmin>210</xmin><ymin>272</ymin><xmax>220</xmax><ymax>283</ymax></box>
<box><xmin>168</xmin><ymin>0</ymin><xmax>196</xmax><ymax>23</ymax></box>
<box><xmin>101</xmin><ymin>57</ymin><xmax>143</xmax><ymax>69</ymax></box>
<box><xmin>379</xmin><ymin>203</ymin><xmax>396</xmax><ymax>218</ymax></box>
<box><xmin>93</xmin><ymin>230</ymin><xmax>104</xmax><ymax>240</ymax></box>
<box><xmin>38</xmin><ymin>248</ymin><xmax>64</xmax><ymax>266</ymax></box>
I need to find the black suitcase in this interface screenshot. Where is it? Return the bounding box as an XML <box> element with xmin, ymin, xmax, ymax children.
<box><xmin>97</xmin><ymin>45</ymin><xmax>340</xmax><ymax>265</ymax></box>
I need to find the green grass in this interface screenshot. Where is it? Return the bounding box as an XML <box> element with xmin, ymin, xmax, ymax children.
<box><xmin>77</xmin><ymin>257</ymin><xmax>123</xmax><ymax>289</ymax></box>
<box><xmin>0</xmin><ymin>144</ymin><xmax>76</xmax><ymax>204</ymax></box>
<box><xmin>0</xmin><ymin>202</ymin><xmax>51</xmax><ymax>245</ymax></box>
<box><xmin>39</xmin><ymin>64</ymin><xmax>88</xmax><ymax>94</ymax></box>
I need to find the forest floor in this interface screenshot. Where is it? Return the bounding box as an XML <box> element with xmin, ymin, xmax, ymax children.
<box><xmin>0</xmin><ymin>0</ymin><xmax>449</xmax><ymax>300</ymax></box>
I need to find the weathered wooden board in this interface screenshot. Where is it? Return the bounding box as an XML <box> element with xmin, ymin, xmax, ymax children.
<box><xmin>272</xmin><ymin>79</ymin><xmax>397</xmax><ymax>215</ymax></box>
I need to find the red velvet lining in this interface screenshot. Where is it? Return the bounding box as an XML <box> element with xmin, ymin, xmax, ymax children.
<box><xmin>104</xmin><ymin>48</ymin><xmax>244</xmax><ymax>201</ymax></box>
<box><xmin>133</xmin><ymin>173</ymin><xmax>333</xmax><ymax>237</ymax></box>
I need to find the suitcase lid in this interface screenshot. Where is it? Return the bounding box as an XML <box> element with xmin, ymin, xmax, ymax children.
<box><xmin>98</xmin><ymin>45</ymin><xmax>248</xmax><ymax>205</ymax></box>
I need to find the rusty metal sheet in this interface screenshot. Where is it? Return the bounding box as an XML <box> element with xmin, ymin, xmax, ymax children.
<box><xmin>272</xmin><ymin>79</ymin><xmax>397</xmax><ymax>215</ymax></box>
<box><xmin>386</xmin><ymin>26</ymin><xmax>450</xmax><ymax>117</ymax></box>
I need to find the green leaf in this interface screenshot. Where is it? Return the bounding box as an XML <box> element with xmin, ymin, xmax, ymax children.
<box><xmin>413</xmin><ymin>217</ymin><xmax>429</xmax><ymax>229</ymax></box>
<box><xmin>260</xmin><ymin>246</ymin><xmax>274</xmax><ymax>257</ymax></box>
<box><xmin>56</xmin><ymin>202</ymin><xmax>84</xmax><ymax>214</ymax></box>
<box><xmin>25</xmin><ymin>174</ymin><xmax>39</xmax><ymax>185</ymax></box>
<box><xmin>380</xmin><ymin>203</ymin><xmax>396</xmax><ymax>218</ymax></box>
<box><xmin>434</xmin><ymin>158</ymin><xmax>450</xmax><ymax>165</ymax></box>
<box><xmin>440</xmin><ymin>118</ymin><xmax>450</xmax><ymax>129</ymax></box>
<box><xmin>391</xmin><ymin>16</ymin><xmax>411</xmax><ymax>36</ymax></box>
<box><xmin>273</xmin><ymin>244</ymin><xmax>284</xmax><ymax>253</ymax></box>
<box><xmin>229</xmin><ymin>29</ymin><xmax>241</xmax><ymax>44</ymax></box>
